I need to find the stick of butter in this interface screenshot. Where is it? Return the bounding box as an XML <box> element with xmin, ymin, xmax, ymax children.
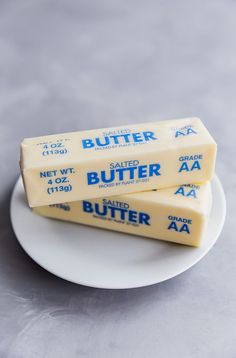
<box><xmin>33</xmin><ymin>182</ymin><xmax>212</xmax><ymax>247</ymax></box>
<box><xmin>20</xmin><ymin>117</ymin><xmax>216</xmax><ymax>207</ymax></box>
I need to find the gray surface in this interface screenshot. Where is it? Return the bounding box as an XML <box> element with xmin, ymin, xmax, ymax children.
<box><xmin>0</xmin><ymin>1</ymin><xmax>234</xmax><ymax>357</ymax></box>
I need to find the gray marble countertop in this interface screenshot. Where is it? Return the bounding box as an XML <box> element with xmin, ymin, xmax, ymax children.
<box><xmin>0</xmin><ymin>1</ymin><xmax>234</xmax><ymax>357</ymax></box>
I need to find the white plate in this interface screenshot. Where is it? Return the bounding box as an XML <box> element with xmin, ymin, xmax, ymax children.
<box><xmin>10</xmin><ymin>176</ymin><xmax>226</xmax><ymax>289</ymax></box>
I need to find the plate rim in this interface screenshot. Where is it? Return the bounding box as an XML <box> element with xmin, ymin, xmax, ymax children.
<box><xmin>10</xmin><ymin>175</ymin><xmax>226</xmax><ymax>289</ymax></box>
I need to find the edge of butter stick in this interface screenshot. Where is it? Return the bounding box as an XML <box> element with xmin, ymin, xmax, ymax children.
<box><xmin>21</xmin><ymin>117</ymin><xmax>216</xmax><ymax>207</ymax></box>
<box><xmin>33</xmin><ymin>182</ymin><xmax>212</xmax><ymax>247</ymax></box>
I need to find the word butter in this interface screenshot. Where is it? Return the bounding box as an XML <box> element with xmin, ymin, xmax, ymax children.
<box><xmin>34</xmin><ymin>182</ymin><xmax>212</xmax><ymax>247</ymax></box>
<box><xmin>20</xmin><ymin>117</ymin><xmax>216</xmax><ymax>207</ymax></box>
